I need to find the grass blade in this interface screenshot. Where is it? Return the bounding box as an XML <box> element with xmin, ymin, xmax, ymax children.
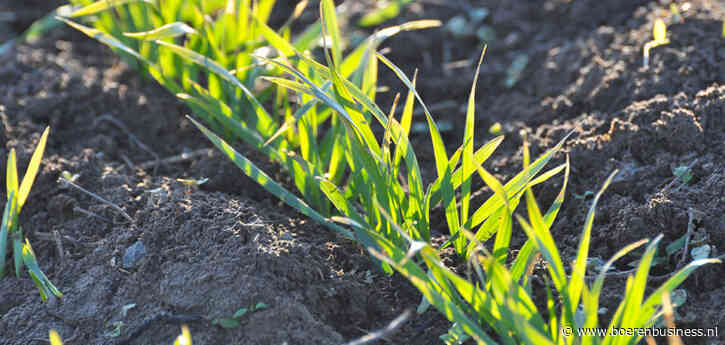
<box><xmin>17</xmin><ymin>127</ymin><xmax>49</xmax><ymax>211</ymax></box>
<box><xmin>58</xmin><ymin>18</ymin><xmax>155</xmax><ymax>66</ymax></box>
<box><xmin>253</xmin><ymin>15</ymin><xmax>298</xmax><ymax>57</ymax></box>
<box><xmin>123</xmin><ymin>22</ymin><xmax>196</xmax><ymax>40</ymax></box>
<box><xmin>392</xmin><ymin>71</ymin><xmax>416</xmax><ymax>172</ymax></box>
<box><xmin>70</xmin><ymin>0</ymin><xmax>154</xmax><ymax>17</ymax></box>
<box><xmin>22</xmin><ymin>239</ymin><xmax>63</xmax><ymax>301</ymax></box>
<box><xmin>13</xmin><ymin>230</ymin><xmax>24</xmax><ymax>277</ymax></box>
<box><xmin>542</xmin><ymin>157</ymin><xmax>569</xmax><ymax>227</ymax></box>
<box><xmin>516</xmin><ymin>214</ymin><xmax>567</xmax><ymax>298</ymax></box>
<box><xmin>0</xmin><ymin>196</ymin><xmax>13</xmax><ymax>279</ymax></box>
<box><xmin>320</xmin><ymin>0</ymin><xmax>343</xmax><ymax>68</ymax></box>
<box><xmin>253</xmin><ymin>0</ymin><xmax>277</xmax><ymax>27</ymax></box>
<box><xmin>477</xmin><ymin>167</ymin><xmax>512</xmax><ymax>263</ymax></box>
<box><xmin>567</xmin><ymin>169</ymin><xmax>618</xmax><ymax>320</ymax></box>
<box><xmin>317</xmin><ymin>178</ymin><xmax>352</xmax><ymax>217</ymax></box>
<box><xmin>460</xmin><ymin>46</ymin><xmax>486</xmax><ymax>251</ymax></box>
<box><xmin>6</xmin><ymin>150</ymin><xmax>18</xmax><ymax>214</ymax></box>
<box><xmin>340</xmin><ymin>20</ymin><xmax>440</xmax><ymax>79</ymax></box>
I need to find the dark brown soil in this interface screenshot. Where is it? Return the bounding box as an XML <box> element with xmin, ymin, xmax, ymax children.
<box><xmin>2</xmin><ymin>1</ymin><xmax>725</xmax><ymax>344</ymax></box>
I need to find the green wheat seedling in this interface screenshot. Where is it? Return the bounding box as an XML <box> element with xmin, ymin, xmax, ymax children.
<box><xmin>1</xmin><ymin>127</ymin><xmax>63</xmax><ymax>301</ymax></box>
<box><xmin>61</xmin><ymin>0</ymin><xmax>438</xmax><ymax>217</ymax></box>
<box><xmin>368</xmin><ymin>155</ymin><xmax>719</xmax><ymax>344</ymax></box>
<box><xmin>643</xmin><ymin>18</ymin><xmax>670</xmax><ymax>68</ymax></box>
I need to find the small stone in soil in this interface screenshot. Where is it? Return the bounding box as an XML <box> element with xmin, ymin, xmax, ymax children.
<box><xmin>280</xmin><ymin>233</ymin><xmax>293</xmax><ymax>241</ymax></box>
<box><xmin>122</xmin><ymin>241</ymin><xmax>147</xmax><ymax>269</ymax></box>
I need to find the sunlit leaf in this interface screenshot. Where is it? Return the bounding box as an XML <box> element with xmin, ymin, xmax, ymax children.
<box><xmin>18</xmin><ymin>127</ymin><xmax>50</xmax><ymax>211</ymax></box>
<box><xmin>653</xmin><ymin>18</ymin><xmax>668</xmax><ymax>43</ymax></box>
<box><xmin>49</xmin><ymin>330</ymin><xmax>64</xmax><ymax>345</ymax></box>
<box><xmin>69</xmin><ymin>0</ymin><xmax>154</xmax><ymax>17</ymax></box>
<box><xmin>123</xmin><ymin>22</ymin><xmax>196</xmax><ymax>40</ymax></box>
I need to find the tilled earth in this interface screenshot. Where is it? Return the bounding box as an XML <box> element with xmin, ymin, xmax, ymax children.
<box><xmin>1</xmin><ymin>1</ymin><xmax>724</xmax><ymax>344</ymax></box>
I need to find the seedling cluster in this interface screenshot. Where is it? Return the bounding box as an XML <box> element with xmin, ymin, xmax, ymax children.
<box><xmin>19</xmin><ymin>0</ymin><xmax>718</xmax><ymax>343</ymax></box>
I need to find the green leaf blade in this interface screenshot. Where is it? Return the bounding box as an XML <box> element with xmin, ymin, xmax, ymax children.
<box><xmin>69</xmin><ymin>0</ymin><xmax>154</xmax><ymax>18</ymax></box>
<box><xmin>6</xmin><ymin>150</ymin><xmax>18</xmax><ymax>218</ymax></box>
<box><xmin>123</xmin><ymin>22</ymin><xmax>196</xmax><ymax>40</ymax></box>
<box><xmin>0</xmin><ymin>197</ymin><xmax>13</xmax><ymax>279</ymax></box>
<box><xmin>567</xmin><ymin>169</ymin><xmax>619</xmax><ymax>320</ymax></box>
<box><xmin>18</xmin><ymin>127</ymin><xmax>50</xmax><ymax>211</ymax></box>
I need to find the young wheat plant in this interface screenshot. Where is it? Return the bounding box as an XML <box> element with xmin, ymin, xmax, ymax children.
<box><xmin>2</xmin><ymin>127</ymin><xmax>63</xmax><ymax>301</ymax></box>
